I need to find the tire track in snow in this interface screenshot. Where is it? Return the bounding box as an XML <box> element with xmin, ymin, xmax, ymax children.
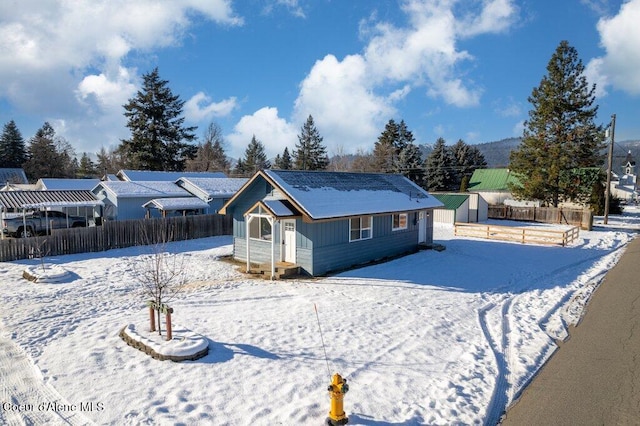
<box><xmin>0</xmin><ymin>332</ymin><xmax>93</xmax><ymax>426</ymax></box>
<box><xmin>478</xmin><ymin>297</ymin><xmax>513</xmax><ymax>426</ymax></box>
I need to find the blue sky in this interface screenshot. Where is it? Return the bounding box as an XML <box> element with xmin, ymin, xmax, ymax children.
<box><xmin>1</xmin><ymin>0</ymin><xmax>639</xmax><ymax>161</ymax></box>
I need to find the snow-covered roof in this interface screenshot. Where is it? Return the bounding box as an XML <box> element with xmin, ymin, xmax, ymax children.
<box><xmin>235</xmin><ymin>170</ymin><xmax>443</xmax><ymax>220</ymax></box>
<box><xmin>37</xmin><ymin>178</ymin><xmax>102</xmax><ymax>191</ymax></box>
<box><xmin>261</xmin><ymin>199</ymin><xmax>298</xmax><ymax>217</ymax></box>
<box><xmin>0</xmin><ymin>190</ymin><xmax>102</xmax><ymax>210</ymax></box>
<box><xmin>142</xmin><ymin>197</ymin><xmax>210</xmax><ymax>211</ymax></box>
<box><xmin>176</xmin><ymin>177</ymin><xmax>248</xmax><ymax>200</ymax></box>
<box><xmin>93</xmin><ymin>181</ymin><xmax>192</xmax><ymax>198</ymax></box>
<box><xmin>117</xmin><ymin>170</ymin><xmax>226</xmax><ymax>182</ymax></box>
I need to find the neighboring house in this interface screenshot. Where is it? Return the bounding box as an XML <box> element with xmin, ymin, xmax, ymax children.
<box><xmin>433</xmin><ymin>194</ymin><xmax>470</xmax><ymax>224</ymax></box>
<box><xmin>116</xmin><ymin>170</ymin><xmax>226</xmax><ymax>182</ymax></box>
<box><xmin>0</xmin><ymin>168</ymin><xmax>28</xmax><ymax>186</ymax></box>
<box><xmin>176</xmin><ymin>177</ymin><xmax>248</xmax><ymax>213</ymax></box>
<box><xmin>220</xmin><ymin>170</ymin><xmax>443</xmax><ymax>278</ymax></box>
<box><xmin>611</xmin><ymin>151</ymin><xmax>638</xmax><ymax>202</ymax></box>
<box><xmin>36</xmin><ymin>178</ymin><xmax>102</xmax><ymax>191</ymax></box>
<box><xmin>467</xmin><ymin>168</ymin><xmax>537</xmax><ymax>206</ymax></box>
<box><xmin>92</xmin><ymin>181</ymin><xmax>194</xmax><ymax>220</ymax></box>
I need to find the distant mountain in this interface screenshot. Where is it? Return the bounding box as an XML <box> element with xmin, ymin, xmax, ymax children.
<box><xmin>327</xmin><ymin>136</ymin><xmax>640</xmax><ymax>171</ymax></box>
<box><xmin>474</xmin><ymin>138</ymin><xmax>522</xmax><ymax>167</ymax></box>
<box><xmin>472</xmin><ymin>137</ymin><xmax>640</xmax><ymax>170</ymax></box>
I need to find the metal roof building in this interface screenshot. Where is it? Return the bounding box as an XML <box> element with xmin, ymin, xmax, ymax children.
<box><xmin>0</xmin><ymin>190</ymin><xmax>102</xmax><ymax>210</ymax></box>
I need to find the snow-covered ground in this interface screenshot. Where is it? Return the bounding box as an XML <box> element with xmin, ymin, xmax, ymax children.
<box><xmin>0</xmin><ymin>209</ymin><xmax>638</xmax><ymax>425</ymax></box>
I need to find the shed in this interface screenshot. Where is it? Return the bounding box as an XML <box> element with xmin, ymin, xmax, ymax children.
<box><xmin>220</xmin><ymin>170</ymin><xmax>443</xmax><ymax>278</ymax></box>
<box><xmin>91</xmin><ymin>181</ymin><xmax>192</xmax><ymax>220</ymax></box>
<box><xmin>433</xmin><ymin>194</ymin><xmax>470</xmax><ymax>224</ymax></box>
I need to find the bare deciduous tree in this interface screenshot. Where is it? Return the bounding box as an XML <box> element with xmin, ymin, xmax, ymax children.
<box><xmin>133</xmin><ymin>228</ymin><xmax>188</xmax><ymax>335</ymax></box>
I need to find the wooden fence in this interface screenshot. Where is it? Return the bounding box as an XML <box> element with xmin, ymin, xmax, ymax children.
<box><xmin>0</xmin><ymin>214</ymin><xmax>233</xmax><ymax>262</ymax></box>
<box><xmin>488</xmin><ymin>205</ymin><xmax>593</xmax><ymax>230</ymax></box>
<box><xmin>454</xmin><ymin>222</ymin><xmax>580</xmax><ymax>247</ymax></box>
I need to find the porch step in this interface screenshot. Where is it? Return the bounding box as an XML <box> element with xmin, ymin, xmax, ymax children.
<box><xmin>255</xmin><ymin>262</ymin><xmax>301</xmax><ymax>279</ymax></box>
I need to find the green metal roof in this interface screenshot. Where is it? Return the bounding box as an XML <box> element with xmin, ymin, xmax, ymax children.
<box><xmin>468</xmin><ymin>168</ymin><xmax>521</xmax><ymax>191</ymax></box>
<box><xmin>433</xmin><ymin>193</ymin><xmax>469</xmax><ymax>210</ymax></box>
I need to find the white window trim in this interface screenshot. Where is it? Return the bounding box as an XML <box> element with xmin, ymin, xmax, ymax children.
<box><xmin>248</xmin><ymin>214</ymin><xmax>273</xmax><ymax>241</ymax></box>
<box><xmin>349</xmin><ymin>215</ymin><xmax>373</xmax><ymax>242</ymax></box>
<box><xmin>392</xmin><ymin>213</ymin><xmax>408</xmax><ymax>231</ymax></box>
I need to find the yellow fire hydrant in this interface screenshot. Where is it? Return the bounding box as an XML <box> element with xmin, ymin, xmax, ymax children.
<box><xmin>327</xmin><ymin>373</ymin><xmax>349</xmax><ymax>425</ymax></box>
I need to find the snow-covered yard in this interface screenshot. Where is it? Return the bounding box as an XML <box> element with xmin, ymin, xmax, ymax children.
<box><xmin>0</xmin><ymin>210</ymin><xmax>638</xmax><ymax>425</ymax></box>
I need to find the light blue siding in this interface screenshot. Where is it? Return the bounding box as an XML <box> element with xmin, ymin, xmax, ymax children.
<box><xmin>308</xmin><ymin>213</ymin><xmax>420</xmax><ymax>276</ymax></box>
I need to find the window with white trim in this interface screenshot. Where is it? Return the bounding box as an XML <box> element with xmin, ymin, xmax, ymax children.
<box><xmin>392</xmin><ymin>213</ymin><xmax>408</xmax><ymax>231</ymax></box>
<box><xmin>349</xmin><ymin>216</ymin><xmax>372</xmax><ymax>242</ymax></box>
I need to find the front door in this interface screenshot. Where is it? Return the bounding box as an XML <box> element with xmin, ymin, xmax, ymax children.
<box><xmin>418</xmin><ymin>211</ymin><xmax>426</xmax><ymax>243</ymax></box>
<box><xmin>283</xmin><ymin>220</ymin><xmax>296</xmax><ymax>263</ymax></box>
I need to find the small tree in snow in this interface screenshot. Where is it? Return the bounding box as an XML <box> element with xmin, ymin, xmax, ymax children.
<box><xmin>133</xmin><ymin>227</ymin><xmax>188</xmax><ymax>336</ymax></box>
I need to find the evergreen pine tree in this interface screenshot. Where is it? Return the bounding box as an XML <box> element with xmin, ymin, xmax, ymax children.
<box><xmin>451</xmin><ymin>139</ymin><xmax>487</xmax><ymax>191</ymax></box>
<box><xmin>373</xmin><ymin>119</ymin><xmax>399</xmax><ymax>172</ymax></box>
<box><xmin>424</xmin><ymin>137</ymin><xmax>457</xmax><ymax>191</ymax></box>
<box><xmin>397</xmin><ymin>143</ymin><xmax>424</xmax><ymax>184</ymax></box>
<box><xmin>293</xmin><ymin>115</ymin><xmax>328</xmax><ymax>170</ymax></box>
<box><xmin>274</xmin><ymin>147</ymin><xmax>292</xmax><ymax>170</ymax></box>
<box><xmin>0</xmin><ymin>120</ymin><xmax>27</xmax><ymax>168</ymax></box>
<box><xmin>236</xmin><ymin>135</ymin><xmax>270</xmax><ymax>175</ymax></box>
<box><xmin>23</xmin><ymin>123</ymin><xmax>61</xmax><ymax>181</ymax></box>
<box><xmin>77</xmin><ymin>152</ymin><xmax>97</xmax><ymax>178</ymax></box>
<box><xmin>119</xmin><ymin>68</ymin><xmax>197</xmax><ymax>171</ymax></box>
<box><xmin>509</xmin><ymin>40</ymin><xmax>604</xmax><ymax>206</ymax></box>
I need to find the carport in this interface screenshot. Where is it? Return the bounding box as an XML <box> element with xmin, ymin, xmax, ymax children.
<box><xmin>0</xmin><ymin>190</ymin><xmax>103</xmax><ymax>239</ymax></box>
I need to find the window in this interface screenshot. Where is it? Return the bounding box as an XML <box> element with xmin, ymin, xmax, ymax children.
<box><xmin>349</xmin><ymin>216</ymin><xmax>372</xmax><ymax>242</ymax></box>
<box><xmin>249</xmin><ymin>216</ymin><xmax>272</xmax><ymax>240</ymax></box>
<box><xmin>392</xmin><ymin>213</ymin><xmax>408</xmax><ymax>231</ymax></box>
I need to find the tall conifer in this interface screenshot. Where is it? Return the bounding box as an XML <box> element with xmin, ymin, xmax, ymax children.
<box><xmin>509</xmin><ymin>41</ymin><xmax>604</xmax><ymax>206</ymax></box>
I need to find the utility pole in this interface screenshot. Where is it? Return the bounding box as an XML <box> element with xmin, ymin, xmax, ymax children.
<box><xmin>604</xmin><ymin>114</ymin><xmax>616</xmax><ymax>225</ymax></box>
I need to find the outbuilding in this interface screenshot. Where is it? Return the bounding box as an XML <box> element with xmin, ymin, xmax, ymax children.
<box><xmin>220</xmin><ymin>170</ymin><xmax>443</xmax><ymax>278</ymax></box>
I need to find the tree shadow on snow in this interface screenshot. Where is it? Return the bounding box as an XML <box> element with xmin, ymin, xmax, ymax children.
<box><xmin>196</xmin><ymin>339</ymin><xmax>280</xmax><ymax>364</ymax></box>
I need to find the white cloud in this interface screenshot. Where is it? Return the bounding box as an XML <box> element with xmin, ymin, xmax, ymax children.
<box><xmin>587</xmin><ymin>0</ymin><xmax>640</xmax><ymax>96</ymax></box>
<box><xmin>457</xmin><ymin>0</ymin><xmax>518</xmax><ymax>37</ymax></box>
<box><xmin>226</xmin><ymin>107</ymin><xmax>298</xmax><ymax>159</ymax></box>
<box><xmin>76</xmin><ymin>67</ymin><xmax>138</xmax><ymax>109</ymax></box>
<box><xmin>0</xmin><ymin>0</ymin><xmax>242</xmax><ymax>154</ymax></box>
<box><xmin>263</xmin><ymin>0</ymin><xmax>306</xmax><ymax>18</ymax></box>
<box><xmin>288</xmin><ymin>0</ymin><xmax>517</xmax><ymax>155</ymax></box>
<box><xmin>293</xmin><ymin>54</ymin><xmax>395</xmax><ymax>155</ymax></box>
<box><xmin>184</xmin><ymin>92</ymin><xmax>238</xmax><ymax>123</ymax></box>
